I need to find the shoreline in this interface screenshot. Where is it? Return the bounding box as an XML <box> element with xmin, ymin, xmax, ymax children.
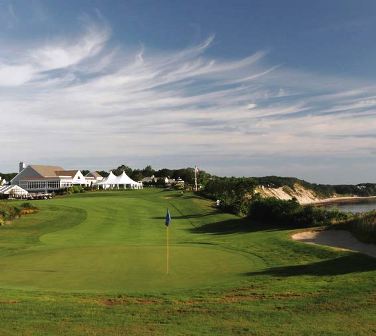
<box><xmin>306</xmin><ymin>196</ymin><xmax>376</xmax><ymax>206</ymax></box>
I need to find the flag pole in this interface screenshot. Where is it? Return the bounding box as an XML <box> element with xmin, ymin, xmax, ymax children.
<box><xmin>194</xmin><ymin>165</ymin><xmax>198</xmax><ymax>192</ymax></box>
<box><xmin>165</xmin><ymin>208</ymin><xmax>171</xmax><ymax>275</ymax></box>
<box><xmin>166</xmin><ymin>225</ymin><xmax>169</xmax><ymax>274</ymax></box>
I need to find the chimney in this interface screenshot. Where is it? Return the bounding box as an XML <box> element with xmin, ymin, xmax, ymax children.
<box><xmin>19</xmin><ymin>162</ymin><xmax>26</xmax><ymax>173</ymax></box>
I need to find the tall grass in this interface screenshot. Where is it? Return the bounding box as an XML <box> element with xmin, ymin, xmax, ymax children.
<box><xmin>345</xmin><ymin>211</ymin><xmax>376</xmax><ymax>244</ymax></box>
<box><xmin>248</xmin><ymin>197</ymin><xmax>349</xmax><ymax>228</ymax></box>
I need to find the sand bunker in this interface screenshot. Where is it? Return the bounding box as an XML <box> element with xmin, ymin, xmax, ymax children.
<box><xmin>292</xmin><ymin>230</ymin><xmax>376</xmax><ymax>258</ymax></box>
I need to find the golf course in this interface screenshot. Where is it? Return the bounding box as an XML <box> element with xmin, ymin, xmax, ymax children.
<box><xmin>0</xmin><ymin>189</ymin><xmax>375</xmax><ymax>335</ymax></box>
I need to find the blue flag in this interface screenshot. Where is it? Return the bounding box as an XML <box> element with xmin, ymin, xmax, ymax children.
<box><xmin>165</xmin><ymin>209</ymin><xmax>171</xmax><ymax>227</ymax></box>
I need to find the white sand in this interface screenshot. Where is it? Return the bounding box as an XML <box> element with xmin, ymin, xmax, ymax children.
<box><xmin>309</xmin><ymin>196</ymin><xmax>376</xmax><ymax>205</ymax></box>
<box><xmin>292</xmin><ymin>230</ymin><xmax>376</xmax><ymax>258</ymax></box>
<box><xmin>255</xmin><ymin>184</ymin><xmax>319</xmax><ymax>204</ymax></box>
<box><xmin>255</xmin><ymin>184</ymin><xmax>376</xmax><ymax>205</ymax></box>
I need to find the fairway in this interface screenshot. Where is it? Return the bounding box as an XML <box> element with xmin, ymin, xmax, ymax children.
<box><xmin>0</xmin><ymin>190</ymin><xmax>375</xmax><ymax>335</ymax></box>
<box><xmin>0</xmin><ymin>190</ymin><xmax>259</xmax><ymax>293</ymax></box>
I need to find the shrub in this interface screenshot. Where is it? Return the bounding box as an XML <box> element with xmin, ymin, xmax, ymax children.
<box><xmin>20</xmin><ymin>202</ymin><xmax>37</xmax><ymax>210</ymax></box>
<box><xmin>248</xmin><ymin>197</ymin><xmax>348</xmax><ymax>227</ymax></box>
<box><xmin>67</xmin><ymin>185</ymin><xmax>85</xmax><ymax>194</ymax></box>
<box><xmin>0</xmin><ymin>203</ymin><xmax>21</xmax><ymax>222</ymax></box>
<box><xmin>202</xmin><ymin>177</ymin><xmax>256</xmax><ymax>215</ymax></box>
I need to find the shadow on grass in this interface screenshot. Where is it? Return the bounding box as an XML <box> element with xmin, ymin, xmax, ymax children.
<box><xmin>151</xmin><ymin>212</ymin><xmax>218</xmax><ymax>220</ymax></box>
<box><xmin>188</xmin><ymin>217</ymin><xmax>289</xmax><ymax>235</ymax></box>
<box><xmin>245</xmin><ymin>254</ymin><xmax>376</xmax><ymax>277</ymax></box>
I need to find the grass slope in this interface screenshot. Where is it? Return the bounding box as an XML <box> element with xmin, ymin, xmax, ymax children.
<box><xmin>0</xmin><ymin>189</ymin><xmax>375</xmax><ymax>335</ymax></box>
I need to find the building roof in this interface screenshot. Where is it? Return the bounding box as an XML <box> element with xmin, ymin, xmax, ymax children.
<box><xmin>85</xmin><ymin>171</ymin><xmax>102</xmax><ymax>178</ymax></box>
<box><xmin>30</xmin><ymin>165</ymin><xmax>64</xmax><ymax>177</ymax></box>
<box><xmin>55</xmin><ymin>170</ymin><xmax>79</xmax><ymax>178</ymax></box>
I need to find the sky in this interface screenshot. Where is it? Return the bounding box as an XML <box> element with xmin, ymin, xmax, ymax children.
<box><xmin>0</xmin><ymin>0</ymin><xmax>376</xmax><ymax>184</ymax></box>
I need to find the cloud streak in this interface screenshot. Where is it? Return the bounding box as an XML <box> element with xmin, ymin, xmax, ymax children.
<box><xmin>0</xmin><ymin>17</ymin><xmax>376</xmax><ymax>183</ymax></box>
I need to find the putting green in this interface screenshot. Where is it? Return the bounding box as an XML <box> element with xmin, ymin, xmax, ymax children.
<box><xmin>0</xmin><ymin>245</ymin><xmax>252</xmax><ymax>292</ymax></box>
<box><xmin>0</xmin><ymin>190</ymin><xmax>263</xmax><ymax>293</ymax></box>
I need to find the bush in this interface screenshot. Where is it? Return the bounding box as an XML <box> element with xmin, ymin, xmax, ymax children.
<box><xmin>67</xmin><ymin>185</ymin><xmax>85</xmax><ymax>194</ymax></box>
<box><xmin>201</xmin><ymin>177</ymin><xmax>256</xmax><ymax>215</ymax></box>
<box><xmin>20</xmin><ymin>202</ymin><xmax>37</xmax><ymax>210</ymax></box>
<box><xmin>248</xmin><ymin>197</ymin><xmax>348</xmax><ymax>227</ymax></box>
<box><xmin>0</xmin><ymin>203</ymin><xmax>21</xmax><ymax>223</ymax></box>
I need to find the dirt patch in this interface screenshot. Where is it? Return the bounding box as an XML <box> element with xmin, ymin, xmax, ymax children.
<box><xmin>0</xmin><ymin>300</ymin><xmax>18</xmax><ymax>304</ymax></box>
<box><xmin>101</xmin><ymin>297</ymin><xmax>162</xmax><ymax>306</ymax></box>
<box><xmin>20</xmin><ymin>209</ymin><xmax>38</xmax><ymax>215</ymax></box>
<box><xmin>292</xmin><ymin>230</ymin><xmax>376</xmax><ymax>258</ymax></box>
<box><xmin>220</xmin><ymin>290</ymin><xmax>309</xmax><ymax>303</ymax></box>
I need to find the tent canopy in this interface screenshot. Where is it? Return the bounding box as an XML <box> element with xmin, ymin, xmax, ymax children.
<box><xmin>97</xmin><ymin>171</ymin><xmax>117</xmax><ymax>185</ymax></box>
<box><xmin>115</xmin><ymin>171</ymin><xmax>138</xmax><ymax>185</ymax></box>
<box><xmin>97</xmin><ymin>171</ymin><xmax>142</xmax><ymax>188</ymax></box>
<box><xmin>0</xmin><ymin>185</ymin><xmax>28</xmax><ymax>195</ymax></box>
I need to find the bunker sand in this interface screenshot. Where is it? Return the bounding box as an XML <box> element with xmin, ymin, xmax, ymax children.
<box><xmin>292</xmin><ymin>230</ymin><xmax>376</xmax><ymax>258</ymax></box>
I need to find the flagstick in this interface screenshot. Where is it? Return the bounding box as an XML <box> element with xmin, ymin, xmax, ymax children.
<box><xmin>194</xmin><ymin>166</ymin><xmax>198</xmax><ymax>192</ymax></box>
<box><xmin>166</xmin><ymin>226</ymin><xmax>169</xmax><ymax>274</ymax></box>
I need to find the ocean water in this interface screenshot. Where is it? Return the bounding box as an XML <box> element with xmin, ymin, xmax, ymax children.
<box><xmin>323</xmin><ymin>201</ymin><xmax>376</xmax><ymax>213</ymax></box>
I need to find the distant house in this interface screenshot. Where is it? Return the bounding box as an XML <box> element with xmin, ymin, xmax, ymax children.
<box><xmin>0</xmin><ymin>177</ymin><xmax>7</xmax><ymax>186</ymax></box>
<box><xmin>141</xmin><ymin>175</ymin><xmax>158</xmax><ymax>184</ymax></box>
<box><xmin>85</xmin><ymin>171</ymin><xmax>104</xmax><ymax>186</ymax></box>
<box><xmin>175</xmin><ymin>177</ymin><xmax>185</xmax><ymax>186</ymax></box>
<box><xmin>142</xmin><ymin>176</ymin><xmax>171</xmax><ymax>185</ymax></box>
<box><xmin>11</xmin><ymin>163</ymin><xmax>89</xmax><ymax>192</ymax></box>
<box><xmin>141</xmin><ymin>175</ymin><xmax>185</xmax><ymax>188</ymax></box>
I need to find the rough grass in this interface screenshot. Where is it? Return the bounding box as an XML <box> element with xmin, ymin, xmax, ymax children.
<box><xmin>0</xmin><ymin>190</ymin><xmax>375</xmax><ymax>335</ymax></box>
<box><xmin>347</xmin><ymin>211</ymin><xmax>376</xmax><ymax>243</ymax></box>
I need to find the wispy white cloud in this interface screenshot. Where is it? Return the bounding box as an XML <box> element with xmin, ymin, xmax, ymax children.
<box><xmin>0</xmin><ymin>2</ymin><xmax>18</xmax><ymax>29</ymax></box>
<box><xmin>1</xmin><ymin>17</ymin><xmax>376</xmax><ymax>182</ymax></box>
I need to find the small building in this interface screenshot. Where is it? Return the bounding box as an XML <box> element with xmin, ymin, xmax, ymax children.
<box><xmin>11</xmin><ymin>163</ymin><xmax>89</xmax><ymax>192</ymax></box>
<box><xmin>85</xmin><ymin>171</ymin><xmax>104</xmax><ymax>186</ymax></box>
<box><xmin>141</xmin><ymin>175</ymin><xmax>158</xmax><ymax>184</ymax></box>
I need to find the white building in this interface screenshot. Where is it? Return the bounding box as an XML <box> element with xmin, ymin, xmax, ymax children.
<box><xmin>85</xmin><ymin>171</ymin><xmax>104</xmax><ymax>186</ymax></box>
<box><xmin>0</xmin><ymin>177</ymin><xmax>7</xmax><ymax>186</ymax></box>
<box><xmin>11</xmin><ymin>163</ymin><xmax>89</xmax><ymax>192</ymax></box>
<box><xmin>141</xmin><ymin>175</ymin><xmax>158</xmax><ymax>184</ymax></box>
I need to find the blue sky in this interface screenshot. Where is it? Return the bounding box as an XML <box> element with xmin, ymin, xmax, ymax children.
<box><xmin>1</xmin><ymin>0</ymin><xmax>376</xmax><ymax>183</ymax></box>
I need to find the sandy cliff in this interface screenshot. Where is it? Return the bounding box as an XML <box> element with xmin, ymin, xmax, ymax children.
<box><xmin>254</xmin><ymin>183</ymin><xmax>321</xmax><ymax>204</ymax></box>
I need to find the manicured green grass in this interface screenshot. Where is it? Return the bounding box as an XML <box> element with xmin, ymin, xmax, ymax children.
<box><xmin>0</xmin><ymin>189</ymin><xmax>375</xmax><ymax>335</ymax></box>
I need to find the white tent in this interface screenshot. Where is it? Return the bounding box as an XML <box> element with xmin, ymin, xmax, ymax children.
<box><xmin>0</xmin><ymin>185</ymin><xmax>28</xmax><ymax>197</ymax></box>
<box><xmin>115</xmin><ymin>172</ymin><xmax>143</xmax><ymax>189</ymax></box>
<box><xmin>97</xmin><ymin>171</ymin><xmax>143</xmax><ymax>189</ymax></box>
<box><xmin>97</xmin><ymin>171</ymin><xmax>117</xmax><ymax>189</ymax></box>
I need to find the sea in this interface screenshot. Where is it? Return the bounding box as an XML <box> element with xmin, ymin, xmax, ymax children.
<box><xmin>322</xmin><ymin>201</ymin><xmax>376</xmax><ymax>213</ymax></box>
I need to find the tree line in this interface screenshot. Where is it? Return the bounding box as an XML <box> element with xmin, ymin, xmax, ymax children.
<box><xmin>89</xmin><ymin>164</ymin><xmax>212</xmax><ymax>187</ymax></box>
<box><xmin>0</xmin><ymin>173</ymin><xmax>17</xmax><ymax>182</ymax></box>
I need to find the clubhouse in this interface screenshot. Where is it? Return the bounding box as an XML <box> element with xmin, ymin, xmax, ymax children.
<box><xmin>11</xmin><ymin>163</ymin><xmax>93</xmax><ymax>192</ymax></box>
<box><xmin>11</xmin><ymin>162</ymin><xmax>142</xmax><ymax>193</ymax></box>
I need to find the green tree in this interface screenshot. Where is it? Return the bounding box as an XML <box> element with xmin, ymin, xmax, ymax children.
<box><xmin>113</xmin><ymin>165</ymin><xmax>133</xmax><ymax>176</ymax></box>
<box><xmin>142</xmin><ymin>165</ymin><xmax>155</xmax><ymax>177</ymax></box>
